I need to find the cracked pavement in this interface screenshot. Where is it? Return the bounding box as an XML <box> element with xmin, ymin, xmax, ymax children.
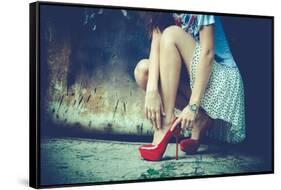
<box><xmin>40</xmin><ymin>137</ymin><xmax>268</xmax><ymax>186</ymax></box>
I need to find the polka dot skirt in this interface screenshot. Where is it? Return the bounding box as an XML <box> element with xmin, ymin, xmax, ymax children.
<box><xmin>176</xmin><ymin>43</ymin><xmax>246</xmax><ymax>144</ymax></box>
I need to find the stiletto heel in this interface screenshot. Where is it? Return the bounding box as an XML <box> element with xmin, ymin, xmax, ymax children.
<box><xmin>174</xmin><ymin>128</ymin><xmax>181</xmax><ymax>160</ymax></box>
<box><xmin>139</xmin><ymin>117</ymin><xmax>181</xmax><ymax>161</ymax></box>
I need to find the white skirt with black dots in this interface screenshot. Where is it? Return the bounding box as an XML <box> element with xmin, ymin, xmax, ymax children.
<box><xmin>175</xmin><ymin>43</ymin><xmax>246</xmax><ymax>144</ymax></box>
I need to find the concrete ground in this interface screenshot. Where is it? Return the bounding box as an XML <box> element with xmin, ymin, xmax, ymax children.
<box><xmin>40</xmin><ymin>137</ymin><xmax>268</xmax><ymax>186</ymax></box>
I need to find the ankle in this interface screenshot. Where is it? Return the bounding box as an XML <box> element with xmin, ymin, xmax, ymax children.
<box><xmin>191</xmin><ymin>121</ymin><xmax>203</xmax><ymax>140</ymax></box>
<box><xmin>162</xmin><ymin>114</ymin><xmax>176</xmax><ymax>127</ymax></box>
<box><xmin>191</xmin><ymin>132</ymin><xmax>200</xmax><ymax>140</ymax></box>
<box><xmin>191</xmin><ymin>117</ymin><xmax>211</xmax><ymax>140</ymax></box>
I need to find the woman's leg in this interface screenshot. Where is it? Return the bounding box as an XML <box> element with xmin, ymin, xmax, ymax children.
<box><xmin>191</xmin><ymin>109</ymin><xmax>213</xmax><ymax>139</ymax></box>
<box><xmin>135</xmin><ymin>25</ymin><xmax>212</xmax><ymax>144</ymax></box>
<box><xmin>158</xmin><ymin>25</ymin><xmax>215</xmax><ymax>143</ymax></box>
<box><xmin>134</xmin><ymin>59</ymin><xmax>149</xmax><ymax>90</ymax></box>
<box><xmin>134</xmin><ymin>58</ymin><xmax>190</xmax><ymax>109</ymax></box>
<box><xmin>159</xmin><ymin>26</ymin><xmax>196</xmax><ymax>128</ymax></box>
<box><xmin>134</xmin><ymin>58</ymin><xmax>190</xmax><ymax>144</ymax></box>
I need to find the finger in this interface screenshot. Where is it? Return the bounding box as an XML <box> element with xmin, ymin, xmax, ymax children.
<box><xmin>181</xmin><ymin>119</ymin><xmax>186</xmax><ymax>130</ymax></box>
<box><xmin>147</xmin><ymin>109</ymin><xmax>151</xmax><ymax>120</ymax></box>
<box><xmin>181</xmin><ymin>119</ymin><xmax>187</xmax><ymax>129</ymax></box>
<box><xmin>187</xmin><ymin>120</ymin><xmax>192</xmax><ymax>130</ymax></box>
<box><xmin>185</xmin><ymin>120</ymin><xmax>189</xmax><ymax>130</ymax></box>
<box><xmin>156</xmin><ymin>111</ymin><xmax>161</xmax><ymax>129</ymax></box>
<box><xmin>189</xmin><ymin>123</ymin><xmax>193</xmax><ymax>130</ymax></box>
<box><xmin>147</xmin><ymin>108</ymin><xmax>151</xmax><ymax>120</ymax></box>
<box><xmin>186</xmin><ymin>119</ymin><xmax>191</xmax><ymax>129</ymax></box>
<box><xmin>189</xmin><ymin>119</ymin><xmax>193</xmax><ymax>128</ymax></box>
<box><xmin>148</xmin><ymin>110</ymin><xmax>154</xmax><ymax>127</ymax></box>
<box><xmin>151</xmin><ymin>111</ymin><xmax>157</xmax><ymax>129</ymax></box>
<box><xmin>145</xmin><ymin>107</ymin><xmax>148</xmax><ymax>119</ymax></box>
<box><xmin>171</xmin><ymin>117</ymin><xmax>181</xmax><ymax>131</ymax></box>
<box><xmin>150</xmin><ymin>118</ymin><xmax>155</xmax><ymax>129</ymax></box>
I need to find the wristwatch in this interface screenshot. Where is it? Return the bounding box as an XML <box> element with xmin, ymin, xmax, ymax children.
<box><xmin>188</xmin><ymin>103</ymin><xmax>199</xmax><ymax>113</ymax></box>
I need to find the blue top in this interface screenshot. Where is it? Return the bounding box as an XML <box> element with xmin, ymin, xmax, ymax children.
<box><xmin>172</xmin><ymin>13</ymin><xmax>237</xmax><ymax>67</ymax></box>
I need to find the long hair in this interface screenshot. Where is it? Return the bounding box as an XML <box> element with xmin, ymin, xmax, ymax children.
<box><xmin>140</xmin><ymin>12</ymin><xmax>175</xmax><ymax>39</ymax></box>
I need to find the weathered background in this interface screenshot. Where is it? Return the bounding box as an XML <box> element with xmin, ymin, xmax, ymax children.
<box><xmin>38</xmin><ymin>4</ymin><xmax>273</xmax><ymax>186</ymax></box>
<box><xmin>40</xmin><ymin>5</ymin><xmax>273</xmax><ymax>160</ymax></box>
<box><xmin>40</xmin><ymin>5</ymin><xmax>183</xmax><ymax>138</ymax></box>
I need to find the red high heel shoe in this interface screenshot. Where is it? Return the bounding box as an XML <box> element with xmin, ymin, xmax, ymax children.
<box><xmin>180</xmin><ymin>118</ymin><xmax>213</xmax><ymax>154</ymax></box>
<box><xmin>139</xmin><ymin>118</ymin><xmax>181</xmax><ymax>161</ymax></box>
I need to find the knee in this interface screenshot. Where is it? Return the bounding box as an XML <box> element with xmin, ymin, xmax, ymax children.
<box><xmin>161</xmin><ymin>25</ymin><xmax>182</xmax><ymax>46</ymax></box>
<box><xmin>134</xmin><ymin>59</ymin><xmax>149</xmax><ymax>89</ymax></box>
<box><xmin>134</xmin><ymin>59</ymin><xmax>149</xmax><ymax>79</ymax></box>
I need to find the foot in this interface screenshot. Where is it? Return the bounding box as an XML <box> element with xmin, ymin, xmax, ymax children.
<box><xmin>191</xmin><ymin>113</ymin><xmax>212</xmax><ymax>140</ymax></box>
<box><xmin>191</xmin><ymin>122</ymin><xmax>206</xmax><ymax>140</ymax></box>
<box><xmin>152</xmin><ymin>115</ymin><xmax>176</xmax><ymax>145</ymax></box>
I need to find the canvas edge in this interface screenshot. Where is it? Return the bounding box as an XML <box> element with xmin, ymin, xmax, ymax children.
<box><xmin>29</xmin><ymin>1</ymin><xmax>275</xmax><ymax>189</ymax></box>
<box><xmin>29</xmin><ymin>1</ymin><xmax>40</xmax><ymax>189</ymax></box>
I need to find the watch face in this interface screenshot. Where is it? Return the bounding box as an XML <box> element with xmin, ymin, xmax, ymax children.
<box><xmin>191</xmin><ymin>104</ymin><xmax>197</xmax><ymax>111</ymax></box>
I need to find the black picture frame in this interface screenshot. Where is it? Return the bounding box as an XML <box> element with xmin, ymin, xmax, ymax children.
<box><xmin>30</xmin><ymin>1</ymin><xmax>274</xmax><ymax>188</ymax></box>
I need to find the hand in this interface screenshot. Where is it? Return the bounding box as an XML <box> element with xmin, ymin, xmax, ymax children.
<box><xmin>171</xmin><ymin>105</ymin><xmax>198</xmax><ymax>131</ymax></box>
<box><xmin>144</xmin><ymin>90</ymin><xmax>166</xmax><ymax>129</ymax></box>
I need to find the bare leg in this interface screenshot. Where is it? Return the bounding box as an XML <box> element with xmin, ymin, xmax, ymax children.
<box><xmin>134</xmin><ymin>59</ymin><xmax>149</xmax><ymax>90</ymax></box>
<box><xmin>134</xmin><ymin>25</ymin><xmax>212</xmax><ymax>145</ymax></box>
<box><xmin>134</xmin><ymin>58</ymin><xmax>189</xmax><ymax>145</ymax></box>
<box><xmin>191</xmin><ymin>109</ymin><xmax>212</xmax><ymax>139</ymax></box>
<box><xmin>153</xmin><ymin>26</ymin><xmax>196</xmax><ymax>144</ymax></box>
<box><xmin>134</xmin><ymin>58</ymin><xmax>190</xmax><ymax>107</ymax></box>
